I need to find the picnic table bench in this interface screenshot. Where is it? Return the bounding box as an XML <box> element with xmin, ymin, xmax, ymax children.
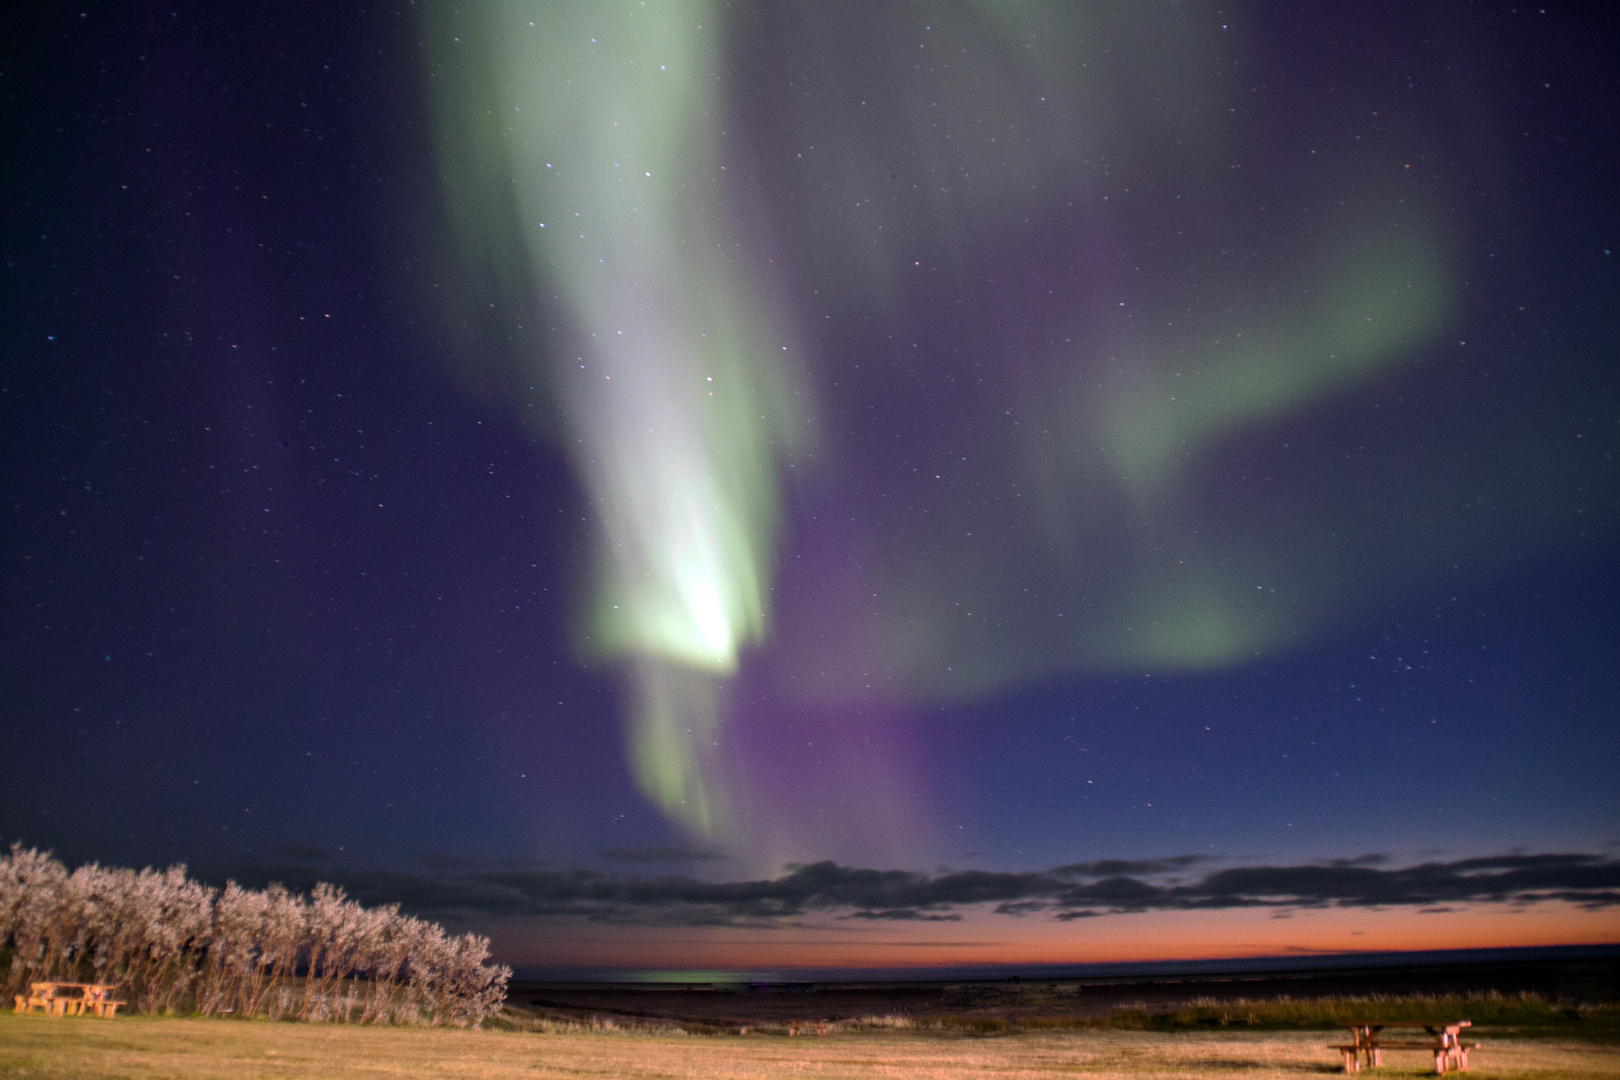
<box><xmin>1330</xmin><ymin>1021</ymin><xmax>1478</xmax><ymax>1074</ymax></box>
<box><xmin>12</xmin><ymin>982</ymin><xmax>125</xmax><ymax>1018</ymax></box>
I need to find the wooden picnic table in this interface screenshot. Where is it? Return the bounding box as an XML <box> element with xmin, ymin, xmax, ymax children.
<box><xmin>1330</xmin><ymin>1021</ymin><xmax>1478</xmax><ymax>1074</ymax></box>
<box><xmin>12</xmin><ymin>982</ymin><xmax>125</xmax><ymax>1018</ymax></box>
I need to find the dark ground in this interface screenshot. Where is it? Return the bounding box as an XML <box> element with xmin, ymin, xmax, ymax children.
<box><xmin>509</xmin><ymin>951</ymin><xmax>1620</xmax><ymax>1031</ymax></box>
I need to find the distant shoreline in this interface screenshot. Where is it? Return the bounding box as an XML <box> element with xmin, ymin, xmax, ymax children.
<box><xmin>501</xmin><ymin>944</ymin><xmax>1618</xmax><ymax>1032</ymax></box>
<box><xmin>510</xmin><ymin>942</ymin><xmax>1620</xmax><ymax>988</ymax></box>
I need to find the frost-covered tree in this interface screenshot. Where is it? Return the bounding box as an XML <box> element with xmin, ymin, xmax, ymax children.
<box><xmin>0</xmin><ymin>843</ymin><xmax>508</xmax><ymax>1026</ymax></box>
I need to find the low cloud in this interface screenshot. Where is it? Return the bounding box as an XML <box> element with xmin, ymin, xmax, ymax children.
<box><xmin>840</xmin><ymin>908</ymin><xmax>963</xmax><ymax>922</ymax></box>
<box><xmin>1052</xmin><ymin>855</ymin><xmax>1211</xmax><ymax>877</ymax></box>
<box><xmin>216</xmin><ymin>851</ymin><xmax>1620</xmax><ymax>928</ymax></box>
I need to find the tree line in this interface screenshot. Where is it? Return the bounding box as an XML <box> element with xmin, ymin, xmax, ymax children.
<box><xmin>0</xmin><ymin>844</ymin><xmax>509</xmax><ymax>1026</ymax></box>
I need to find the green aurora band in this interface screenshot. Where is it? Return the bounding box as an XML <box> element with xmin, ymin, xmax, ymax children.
<box><xmin>425</xmin><ymin>2</ymin><xmax>809</xmax><ymax>836</ymax></box>
<box><xmin>422</xmin><ymin>4</ymin><xmax>1492</xmax><ymax>848</ymax></box>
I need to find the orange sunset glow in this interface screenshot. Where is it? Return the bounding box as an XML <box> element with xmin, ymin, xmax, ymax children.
<box><xmin>488</xmin><ymin>903</ymin><xmax>1620</xmax><ymax>975</ymax></box>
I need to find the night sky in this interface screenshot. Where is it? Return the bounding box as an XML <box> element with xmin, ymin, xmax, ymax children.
<box><xmin>3</xmin><ymin>3</ymin><xmax>1617</xmax><ymax>976</ymax></box>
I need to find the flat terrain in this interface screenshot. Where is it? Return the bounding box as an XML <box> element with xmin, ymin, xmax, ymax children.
<box><xmin>512</xmin><ymin>956</ymin><xmax>1619</xmax><ymax>1031</ymax></box>
<box><xmin>3</xmin><ymin>1015</ymin><xmax>1619</xmax><ymax>1080</ymax></box>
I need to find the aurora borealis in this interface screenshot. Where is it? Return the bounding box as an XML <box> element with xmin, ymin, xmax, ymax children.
<box><xmin>2</xmin><ymin>4</ymin><xmax>1617</xmax><ymax>974</ymax></box>
<box><xmin>427</xmin><ymin>2</ymin><xmax>812</xmax><ymax>837</ymax></box>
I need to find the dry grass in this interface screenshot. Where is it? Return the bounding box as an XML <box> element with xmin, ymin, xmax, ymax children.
<box><xmin>4</xmin><ymin>1013</ymin><xmax>1620</xmax><ymax>1080</ymax></box>
<box><xmin>1111</xmin><ymin>994</ymin><xmax>1620</xmax><ymax>1036</ymax></box>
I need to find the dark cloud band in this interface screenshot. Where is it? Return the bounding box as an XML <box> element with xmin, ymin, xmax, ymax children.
<box><xmin>220</xmin><ymin>852</ymin><xmax>1620</xmax><ymax>927</ymax></box>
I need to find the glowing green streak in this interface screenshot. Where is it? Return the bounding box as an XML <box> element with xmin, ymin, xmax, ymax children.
<box><xmin>425</xmin><ymin>3</ymin><xmax>806</xmax><ymax>835</ymax></box>
<box><xmin>1092</xmin><ymin>230</ymin><xmax>1452</xmax><ymax>498</ymax></box>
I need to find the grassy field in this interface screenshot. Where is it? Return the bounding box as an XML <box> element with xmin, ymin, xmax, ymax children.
<box><xmin>4</xmin><ymin>1013</ymin><xmax>1619</xmax><ymax>1080</ymax></box>
<box><xmin>1107</xmin><ymin>996</ymin><xmax>1620</xmax><ymax>1038</ymax></box>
